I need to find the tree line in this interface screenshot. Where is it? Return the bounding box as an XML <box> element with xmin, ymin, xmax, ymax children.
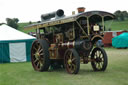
<box><xmin>114</xmin><ymin>10</ymin><xmax>128</xmax><ymax>21</ymax></box>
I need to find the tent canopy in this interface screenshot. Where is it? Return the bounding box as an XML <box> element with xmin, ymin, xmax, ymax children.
<box><xmin>0</xmin><ymin>24</ymin><xmax>35</xmax><ymax>41</ymax></box>
<box><xmin>112</xmin><ymin>32</ymin><xmax>128</xmax><ymax>48</ymax></box>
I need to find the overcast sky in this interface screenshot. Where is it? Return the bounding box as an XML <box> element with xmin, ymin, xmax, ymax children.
<box><xmin>0</xmin><ymin>0</ymin><xmax>127</xmax><ymax>23</ymax></box>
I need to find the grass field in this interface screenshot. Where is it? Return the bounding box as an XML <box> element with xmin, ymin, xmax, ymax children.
<box><xmin>105</xmin><ymin>20</ymin><xmax>128</xmax><ymax>31</ymax></box>
<box><xmin>0</xmin><ymin>48</ymin><xmax>128</xmax><ymax>85</ymax></box>
<box><xmin>18</xmin><ymin>23</ymin><xmax>35</xmax><ymax>33</ymax></box>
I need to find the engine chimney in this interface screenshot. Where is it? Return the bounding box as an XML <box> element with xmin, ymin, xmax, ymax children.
<box><xmin>77</xmin><ymin>7</ymin><xmax>85</xmax><ymax>13</ymax></box>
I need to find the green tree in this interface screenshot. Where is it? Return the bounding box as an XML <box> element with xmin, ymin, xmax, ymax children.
<box><xmin>114</xmin><ymin>10</ymin><xmax>121</xmax><ymax>21</ymax></box>
<box><xmin>122</xmin><ymin>11</ymin><xmax>128</xmax><ymax>20</ymax></box>
<box><xmin>29</xmin><ymin>21</ymin><xmax>32</xmax><ymax>24</ymax></box>
<box><xmin>6</xmin><ymin>18</ymin><xmax>19</xmax><ymax>29</ymax></box>
<box><xmin>13</xmin><ymin>18</ymin><xmax>19</xmax><ymax>23</ymax></box>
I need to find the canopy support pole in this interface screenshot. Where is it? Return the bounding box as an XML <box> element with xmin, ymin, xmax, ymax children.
<box><xmin>87</xmin><ymin>17</ymin><xmax>90</xmax><ymax>35</ymax></box>
<box><xmin>102</xmin><ymin>17</ymin><xmax>105</xmax><ymax>32</ymax></box>
<box><xmin>76</xmin><ymin>21</ymin><xmax>87</xmax><ymax>36</ymax></box>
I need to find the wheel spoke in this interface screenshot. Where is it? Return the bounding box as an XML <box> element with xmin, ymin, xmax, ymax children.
<box><xmin>66</xmin><ymin>62</ymin><xmax>70</xmax><ymax>69</ymax></box>
<box><xmin>97</xmin><ymin>63</ymin><xmax>100</xmax><ymax>69</ymax></box>
<box><xmin>37</xmin><ymin>45</ymin><xmax>41</xmax><ymax>52</ymax></box>
<box><xmin>69</xmin><ymin>63</ymin><xmax>75</xmax><ymax>73</ymax></box>
<box><xmin>37</xmin><ymin>62</ymin><xmax>40</xmax><ymax>68</ymax></box>
<box><xmin>70</xmin><ymin>65</ymin><xmax>73</xmax><ymax>70</ymax></box>
<box><xmin>97</xmin><ymin>51</ymin><xmax>100</xmax><ymax>58</ymax></box>
<box><xmin>97</xmin><ymin>51</ymin><xmax>99</xmax><ymax>57</ymax></box>
<box><xmin>96</xmin><ymin>51</ymin><xmax>98</xmax><ymax>57</ymax></box>
<box><xmin>66</xmin><ymin>55</ymin><xmax>69</xmax><ymax>61</ymax></box>
<box><xmin>72</xmin><ymin>63</ymin><xmax>76</xmax><ymax>71</ymax></box>
<box><xmin>72</xmin><ymin>58</ymin><xmax>76</xmax><ymax>62</ymax></box>
<box><xmin>33</xmin><ymin>46</ymin><xmax>38</xmax><ymax>51</ymax></box>
<box><xmin>98</xmin><ymin>63</ymin><xmax>101</xmax><ymax>69</ymax></box>
<box><xmin>40</xmin><ymin>53</ymin><xmax>44</xmax><ymax>56</ymax></box>
<box><xmin>39</xmin><ymin>48</ymin><xmax>43</xmax><ymax>54</ymax></box>
<box><xmin>95</xmin><ymin>51</ymin><xmax>99</xmax><ymax>58</ymax></box>
<box><xmin>101</xmin><ymin>56</ymin><xmax>104</xmax><ymax>61</ymax></box>
<box><xmin>101</xmin><ymin>57</ymin><xmax>104</xmax><ymax>62</ymax></box>
<box><xmin>39</xmin><ymin>61</ymin><xmax>43</xmax><ymax>68</ymax></box>
<box><xmin>95</xmin><ymin>62</ymin><xmax>98</xmax><ymax>67</ymax></box>
<box><xmin>32</xmin><ymin>53</ymin><xmax>36</xmax><ymax>56</ymax></box>
<box><xmin>34</xmin><ymin>59</ymin><xmax>39</xmax><ymax>63</ymax></box>
<box><xmin>100</xmin><ymin>63</ymin><xmax>103</xmax><ymax>68</ymax></box>
<box><xmin>99</xmin><ymin>51</ymin><xmax>102</xmax><ymax>58</ymax></box>
<box><xmin>95</xmin><ymin>52</ymin><xmax>97</xmax><ymax>58</ymax></box>
<box><xmin>70</xmin><ymin>52</ymin><xmax>73</xmax><ymax>59</ymax></box>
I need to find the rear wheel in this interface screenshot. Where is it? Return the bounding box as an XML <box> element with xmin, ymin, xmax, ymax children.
<box><xmin>64</xmin><ymin>49</ymin><xmax>80</xmax><ymax>74</ymax></box>
<box><xmin>91</xmin><ymin>47</ymin><xmax>108</xmax><ymax>71</ymax></box>
<box><xmin>31</xmin><ymin>39</ymin><xmax>50</xmax><ymax>71</ymax></box>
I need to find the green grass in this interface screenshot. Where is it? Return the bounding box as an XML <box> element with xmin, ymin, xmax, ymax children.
<box><xmin>18</xmin><ymin>23</ymin><xmax>35</xmax><ymax>33</ymax></box>
<box><xmin>0</xmin><ymin>48</ymin><xmax>128</xmax><ymax>85</ymax></box>
<box><xmin>105</xmin><ymin>20</ymin><xmax>128</xmax><ymax>31</ymax></box>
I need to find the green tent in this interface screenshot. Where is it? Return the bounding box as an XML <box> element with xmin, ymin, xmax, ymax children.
<box><xmin>0</xmin><ymin>25</ymin><xmax>36</xmax><ymax>63</ymax></box>
<box><xmin>112</xmin><ymin>32</ymin><xmax>128</xmax><ymax>48</ymax></box>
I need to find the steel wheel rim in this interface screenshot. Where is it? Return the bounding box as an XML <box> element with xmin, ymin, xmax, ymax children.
<box><xmin>31</xmin><ymin>41</ymin><xmax>44</xmax><ymax>71</ymax></box>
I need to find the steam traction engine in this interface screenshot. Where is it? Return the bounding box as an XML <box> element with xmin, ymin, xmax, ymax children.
<box><xmin>25</xmin><ymin>8</ymin><xmax>115</xmax><ymax>74</ymax></box>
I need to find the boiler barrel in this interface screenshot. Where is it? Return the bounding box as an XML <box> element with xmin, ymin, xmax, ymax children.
<box><xmin>58</xmin><ymin>40</ymin><xmax>92</xmax><ymax>51</ymax></box>
<box><xmin>41</xmin><ymin>9</ymin><xmax>64</xmax><ymax>21</ymax></box>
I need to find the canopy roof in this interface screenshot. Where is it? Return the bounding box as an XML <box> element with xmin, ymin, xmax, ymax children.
<box><xmin>25</xmin><ymin>11</ymin><xmax>115</xmax><ymax>30</ymax></box>
<box><xmin>0</xmin><ymin>25</ymin><xmax>35</xmax><ymax>41</ymax></box>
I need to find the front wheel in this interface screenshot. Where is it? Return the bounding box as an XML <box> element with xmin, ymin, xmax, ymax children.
<box><xmin>91</xmin><ymin>47</ymin><xmax>108</xmax><ymax>71</ymax></box>
<box><xmin>64</xmin><ymin>49</ymin><xmax>80</xmax><ymax>74</ymax></box>
<box><xmin>31</xmin><ymin>39</ymin><xmax>50</xmax><ymax>71</ymax></box>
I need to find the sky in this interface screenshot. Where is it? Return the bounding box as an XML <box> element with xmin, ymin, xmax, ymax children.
<box><xmin>0</xmin><ymin>0</ymin><xmax>128</xmax><ymax>23</ymax></box>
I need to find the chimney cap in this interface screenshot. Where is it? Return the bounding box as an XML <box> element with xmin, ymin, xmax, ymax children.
<box><xmin>77</xmin><ymin>7</ymin><xmax>85</xmax><ymax>13</ymax></box>
<box><xmin>77</xmin><ymin>7</ymin><xmax>85</xmax><ymax>9</ymax></box>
